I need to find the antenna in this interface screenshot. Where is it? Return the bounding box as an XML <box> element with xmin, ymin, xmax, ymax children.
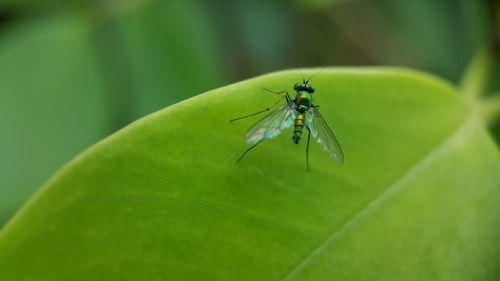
<box><xmin>305</xmin><ymin>68</ymin><xmax>324</xmax><ymax>84</ymax></box>
<box><xmin>299</xmin><ymin>70</ymin><xmax>306</xmax><ymax>83</ymax></box>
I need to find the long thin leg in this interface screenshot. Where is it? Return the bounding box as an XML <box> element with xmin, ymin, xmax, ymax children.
<box><xmin>237</xmin><ymin>140</ymin><xmax>263</xmax><ymax>162</ymax></box>
<box><xmin>284</xmin><ymin>91</ymin><xmax>292</xmax><ymax>103</ymax></box>
<box><xmin>267</xmin><ymin>89</ymin><xmax>293</xmax><ymax>104</ymax></box>
<box><xmin>264</xmin><ymin>88</ymin><xmax>293</xmax><ymax>103</ymax></box>
<box><xmin>263</xmin><ymin>88</ymin><xmax>285</xmax><ymax>95</ymax></box>
<box><xmin>306</xmin><ymin>125</ymin><xmax>312</xmax><ymax>171</ymax></box>
<box><xmin>230</xmin><ymin>95</ymin><xmax>285</xmax><ymax>122</ymax></box>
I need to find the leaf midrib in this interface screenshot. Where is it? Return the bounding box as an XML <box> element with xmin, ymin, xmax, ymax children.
<box><xmin>280</xmin><ymin>114</ymin><xmax>474</xmax><ymax>281</ymax></box>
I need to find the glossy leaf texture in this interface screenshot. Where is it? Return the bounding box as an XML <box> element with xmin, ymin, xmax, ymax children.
<box><xmin>1</xmin><ymin>68</ymin><xmax>499</xmax><ymax>280</ymax></box>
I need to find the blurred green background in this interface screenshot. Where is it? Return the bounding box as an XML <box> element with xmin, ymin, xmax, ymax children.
<box><xmin>0</xmin><ymin>0</ymin><xmax>497</xmax><ymax>225</ymax></box>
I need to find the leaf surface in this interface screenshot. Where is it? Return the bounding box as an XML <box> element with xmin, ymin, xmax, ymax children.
<box><xmin>1</xmin><ymin>68</ymin><xmax>499</xmax><ymax>280</ymax></box>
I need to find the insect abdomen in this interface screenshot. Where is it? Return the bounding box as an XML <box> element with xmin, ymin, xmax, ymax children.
<box><xmin>293</xmin><ymin>114</ymin><xmax>304</xmax><ymax>144</ymax></box>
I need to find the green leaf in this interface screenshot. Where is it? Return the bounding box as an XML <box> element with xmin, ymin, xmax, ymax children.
<box><xmin>1</xmin><ymin>68</ymin><xmax>499</xmax><ymax>280</ymax></box>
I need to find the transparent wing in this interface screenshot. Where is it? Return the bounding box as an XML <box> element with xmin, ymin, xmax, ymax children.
<box><xmin>306</xmin><ymin>106</ymin><xmax>344</xmax><ymax>164</ymax></box>
<box><xmin>246</xmin><ymin>103</ymin><xmax>297</xmax><ymax>145</ymax></box>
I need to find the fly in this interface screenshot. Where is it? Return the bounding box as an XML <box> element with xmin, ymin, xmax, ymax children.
<box><xmin>230</xmin><ymin>76</ymin><xmax>344</xmax><ymax>170</ymax></box>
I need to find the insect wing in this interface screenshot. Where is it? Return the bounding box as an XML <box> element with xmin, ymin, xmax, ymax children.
<box><xmin>307</xmin><ymin>107</ymin><xmax>344</xmax><ymax>164</ymax></box>
<box><xmin>246</xmin><ymin>103</ymin><xmax>296</xmax><ymax>145</ymax></box>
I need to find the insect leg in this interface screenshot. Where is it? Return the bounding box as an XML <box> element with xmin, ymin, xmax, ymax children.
<box><xmin>284</xmin><ymin>91</ymin><xmax>292</xmax><ymax>103</ymax></box>
<box><xmin>229</xmin><ymin>94</ymin><xmax>286</xmax><ymax>122</ymax></box>
<box><xmin>264</xmin><ymin>89</ymin><xmax>293</xmax><ymax>108</ymax></box>
<box><xmin>262</xmin><ymin>88</ymin><xmax>286</xmax><ymax>95</ymax></box>
<box><xmin>265</xmin><ymin>89</ymin><xmax>293</xmax><ymax>105</ymax></box>
<box><xmin>305</xmin><ymin>125</ymin><xmax>312</xmax><ymax>171</ymax></box>
<box><xmin>266</xmin><ymin>88</ymin><xmax>292</xmax><ymax>103</ymax></box>
<box><xmin>236</xmin><ymin>140</ymin><xmax>264</xmax><ymax>162</ymax></box>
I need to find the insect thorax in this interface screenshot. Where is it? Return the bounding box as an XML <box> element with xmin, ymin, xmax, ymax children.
<box><xmin>295</xmin><ymin>91</ymin><xmax>313</xmax><ymax>112</ymax></box>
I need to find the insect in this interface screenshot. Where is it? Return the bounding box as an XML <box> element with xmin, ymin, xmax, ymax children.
<box><xmin>230</xmin><ymin>76</ymin><xmax>344</xmax><ymax>170</ymax></box>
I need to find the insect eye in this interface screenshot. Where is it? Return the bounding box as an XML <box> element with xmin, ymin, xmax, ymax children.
<box><xmin>293</xmin><ymin>83</ymin><xmax>301</xmax><ymax>90</ymax></box>
<box><xmin>309</xmin><ymin>85</ymin><xmax>315</xmax><ymax>93</ymax></box>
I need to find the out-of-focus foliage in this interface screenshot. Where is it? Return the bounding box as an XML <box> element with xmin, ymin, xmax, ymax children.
<box><xmin>110</xmin><ymin>0</ymin><xmax>224</xmax><ymax>118</ymax></box>
<box><xmin>0</xmin><ymin>15</ymin><xmax>109</xmax><ymax>224</ymax></box>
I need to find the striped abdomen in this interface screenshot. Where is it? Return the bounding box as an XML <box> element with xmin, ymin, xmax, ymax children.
<box><xmin>292</xmin><ymin>114</ymin><xmax>304</xmax><ymax>144</ymax></box>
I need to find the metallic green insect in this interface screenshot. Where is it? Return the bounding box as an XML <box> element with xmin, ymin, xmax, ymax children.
<box><xmin>230</xmin><ymin>77</ymin><xmax>344</xmax><ymax>169</ymax></box>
